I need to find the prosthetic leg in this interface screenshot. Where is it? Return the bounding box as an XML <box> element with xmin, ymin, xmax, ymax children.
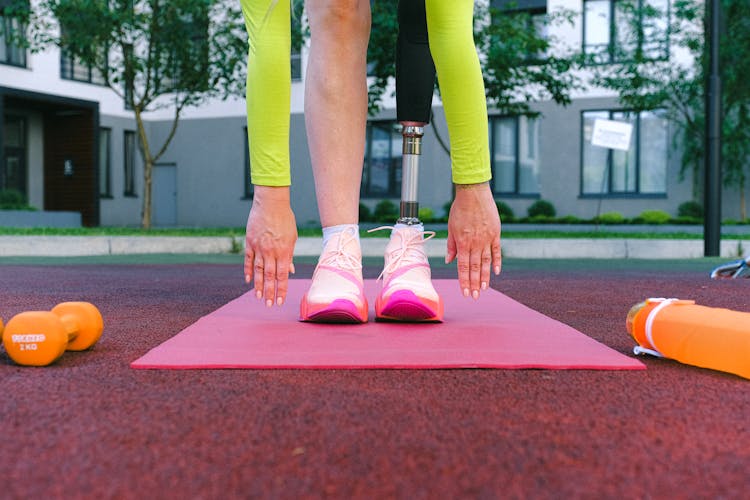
<box><xmin>396</xmin><ymin>0</ymin><xmax>436</xmax><ymax>225</ymax></box>
<box><xmin>370</xmin><ymin>0</ymin><xmax>443</xmax><ymax>323</ymax></box>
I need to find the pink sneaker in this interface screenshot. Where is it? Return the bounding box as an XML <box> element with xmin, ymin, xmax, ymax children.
<box><xmin>300</xmin><ymin>227</ymin><xmax>368</xmax><ymax>323</ymax></box>
<box><xmin>373</xmin><ymin>225</ymin><xmax>443</xmax><ymax>322</ymax></box>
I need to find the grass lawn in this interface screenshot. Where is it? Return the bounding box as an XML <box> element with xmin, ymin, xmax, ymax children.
<box><xmin>2</xmin><ymin>226</ymin><xmax>748</xmax><ymax>240</ymax></box>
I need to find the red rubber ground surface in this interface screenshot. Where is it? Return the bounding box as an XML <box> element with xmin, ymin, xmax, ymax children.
<box><xmin>2</xmin><ymin>262</ymin><xmax>749</xmax><ymax>498</ymax></box>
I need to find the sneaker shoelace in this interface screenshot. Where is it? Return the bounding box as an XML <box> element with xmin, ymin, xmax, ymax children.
<box><xmin>368</xmin><ymin>226</ymin><xmax>435</xmax><ymax>282</ymax></box>
<box><xmin>319</xmin><ymin>227</ymin><xmax>362</xmax><ymax>272</ymax></box>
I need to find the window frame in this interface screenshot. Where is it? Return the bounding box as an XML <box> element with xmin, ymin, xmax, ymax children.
<box><xmin>99</xmin><ymin>127</ymin><xmax>112</xmax><ymax>198</ymax></box>
<box><xmin>488</xmin><ymin>114</ymin><xmax>541</xmax><ymax>198</ymax></box>
<box><xmin>290</xmin><ymin>13</ymin><xmax>302</xmax><ymax>82</ymax></box>
<box><xmin>60</xmin><ymin>46</ymin><xmax>108</xmax><ymax>85</ymax></box>
<box><xmin>582</xmin><ymin>0</ymin><xmax>670</xmax><ymax>66</ymax></box>
<box><xmin>579</xmin><ymin>108</ymin><xmax>669</xmax><ymax>198</ymax></box>
<box><xmin>360</xmin><ymin>120</ymin><xmax>402</xmax><ymax>199</ymax></box>
<box><xmin>1</xmin><ymin>114</ymin><xmax>27</xmax><ymax>195</ymax></box>
<box><xmin>0</xmin><ymin>10</ymin><xmax>28</xmax><ymax>67</ymax></box>
<box><xmin>123</xmin><ymin>130</ymin><xmax>137</xmax><ymax>197</ymax></box>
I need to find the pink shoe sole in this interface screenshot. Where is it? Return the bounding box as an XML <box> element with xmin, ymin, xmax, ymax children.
<box><xmin>300</xmin><ymin>297</ymin><xmax>368</xmax><ymax>324</ymax></box>
<box><xmin>375</xmin><ymin>290</ymin><xmax>444</xmax><ymax>323</ymax></box>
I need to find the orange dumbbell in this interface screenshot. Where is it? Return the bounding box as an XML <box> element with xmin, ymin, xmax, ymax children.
<box><xmin>2</xmin><ymin>302</ymin><xmax>103</xmax><ymax>366</ymax></box>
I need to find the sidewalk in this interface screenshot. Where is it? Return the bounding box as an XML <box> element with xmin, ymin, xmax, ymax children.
<box><xmin>0</xmin><ymin>234</ymin><xmax>747</xmax><ymax>259</ymax></box>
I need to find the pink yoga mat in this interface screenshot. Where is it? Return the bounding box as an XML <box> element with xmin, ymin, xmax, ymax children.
<box><xmin>131</xmin><ymin>280</ymin><xmax>644</xmax><ymax>370</ymax></box>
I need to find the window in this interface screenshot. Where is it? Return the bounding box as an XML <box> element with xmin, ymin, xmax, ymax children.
<box><xmin>243</xmin><ymin>127</ymin><xmax>253</xmax><ymax>198</ymax></box>
<box><xmin>123</xmin><ymin>130</ymin><xmax>137</xmax><ymax>197</ymax></box>
<box><xmin>291</xmin><ymin>11</ymin><xmax>302</xmax><ymax>81</ymax></box>
<box><xmin>491</xmin><ymin>1</ymin><xmax>548</xmax><ymax>63</ymax></box>
<box><xmin>361</xmin><ymin>121</ymin><xmax>402</xmax><ymax>198</ymax></box>
<box><xmin>583</xmin><ymin>0</ymin><xmax>669</xmax><ymax>64</ymax></box>
<box><xmin>2</xmin><ymin>115</ymin><xmax>26</xmax><ymax>195</ymax></box>
<box><xmin>581</xmin><ymin>109</ymin><xmax>668</xmax><ymax>196</ymax></box>
<box><xmin>0</xmin><ymin>6</ymin><xmax>27</xmax><ymax>67</ymax></box>
<box><xmin>60</xmin><ymin>44</ymin><xmax>107</xmax><ymax>85</ymax></box>
<box><xmin>153</xmin><ymin>5</ymin><xmax>209</xmax><ymax>93</ymax></box>
<box><xmin>99</xmin><ymin>128</ymin><xmax>112</xmax><ymax>198</ymax></box>
<box><xmin>489</xmin><ymin>115</ymin><xmax>540</xmax><ymax>196</ymax></box>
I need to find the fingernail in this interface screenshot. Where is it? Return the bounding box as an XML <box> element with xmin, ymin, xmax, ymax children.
<box><xmin>290</xmin><ymin>263</ymin><xmax>296</xmax><ymax>274</ymax></box>
<box><xmin>472</xmin><ymin>290</ymin><xmax>479</xmax><ymax>300</ymax></box>
<box><xmin>481</xmin><ymin>282</ymin><xmax>487</xmax><ymax>290</ymax></box>
<box><xmin>277</xmin><ymin>297</ymin><xmax>283</xmax><ymax>306</ymax></box>
<box><xmin>245</xmin><ymin>274</ymin><xmax>250</xmax><ymax>284</ymax></box>
<box><xmin>256</xmin><ymin>290</ymin><xmax>262</xmax><ymax>300</ymax></box>
<box><xmin>463</xmin><ymin>288</ymin><xmax>470</xmax><ymax>297</ymax></box>
<box><xmin>494</xmin><ymin>266</ymin><xmax>501</xmax><ymax>275</ymax></box>
<box><xmin>266</xmin><ymin>299</ymin><xmax>273</xmax><ymax>308</ymax></box>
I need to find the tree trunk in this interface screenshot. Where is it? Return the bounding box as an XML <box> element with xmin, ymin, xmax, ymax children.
<box><xmin>741</xmin><ymin>179</ymin><xmax>747</xmax><ymax>221</ymax></box>
<box><xmin>134</xmin><ymin>108</ymin><xmax>154</xmax><ymax>229</ymax></box>
<box><xmin>142</xmin><ymin>156</ymin><xmax>153</xmax><ymax>229</ymax></box>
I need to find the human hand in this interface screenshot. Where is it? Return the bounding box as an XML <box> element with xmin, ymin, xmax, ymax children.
<box><xmin>244</xmin><ymin>186</ymin><xmax>298</xmax><ymax>307</ymax></box>
<box><xmin>446</xmin><ymin>182</ymin><xmax>502</xmax><ymax>299</ymax></box>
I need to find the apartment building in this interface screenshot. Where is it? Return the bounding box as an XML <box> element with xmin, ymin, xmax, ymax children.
<box><xmin>1</xmin><ymin>0</ymin><xmax>739</xmax><ymax>228</ymax></box>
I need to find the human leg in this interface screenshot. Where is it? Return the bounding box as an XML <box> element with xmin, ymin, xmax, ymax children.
<box><xmin>373</xmin><ymin>0</ymin><xmax>443</xmax><ymax>322</ymax></box>
<box><xmin>304</xmin><ymin>0</ymin><xmax>371</xmax><ymax>227</ymax></box>
<box><xmin>300</xmin><ymin>0</ymin><xmax>371</xmax><ymax>322</ymax></box>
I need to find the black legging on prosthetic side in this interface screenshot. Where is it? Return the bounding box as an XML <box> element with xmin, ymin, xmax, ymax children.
<box><xmin>396</xmin><ymin>0</ymin><xmax>436</xmax><ymax>124</ymax></box>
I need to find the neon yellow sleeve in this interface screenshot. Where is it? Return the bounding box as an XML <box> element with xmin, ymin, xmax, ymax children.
<box><xmin>240</xmin><ymin>0</ymin><xmax>291</xmax><ymax>186</ymax></box>
<box><xmin>425</xmin><ymin>0</ymin><xmax>491</xmax><ymax>185</ymax></box>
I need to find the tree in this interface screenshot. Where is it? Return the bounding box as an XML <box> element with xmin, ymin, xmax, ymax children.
<box><xmin>588</xmin><ymin>0</ymin><xmax>750</xmax><ymax>220</ymax></box>
<box><xmin>23</xmin><ymin>0</ymin><xmax>247</xmax><ymax>228</ymax></box>
<box><xmin>366</xmin><ymin>1</ymin><xmax>581</xmax><ymax>119</ymax></box>
<box><xmin>475</xmin><ymin>2</ymin><xmax>581</xmax><ymax>116</ymax></box>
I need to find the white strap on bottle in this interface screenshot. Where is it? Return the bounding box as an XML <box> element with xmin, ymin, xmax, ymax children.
<box><xmin>632</xmin><ymin>298</ymin><xmax>678</xmax><ymax>358</ymax></box>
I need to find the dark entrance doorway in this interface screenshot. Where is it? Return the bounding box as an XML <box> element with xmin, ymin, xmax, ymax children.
<box><xmin>1</xmin><ymin>87</ymin><xmax>100</xmax><ymax>226</ymax></box>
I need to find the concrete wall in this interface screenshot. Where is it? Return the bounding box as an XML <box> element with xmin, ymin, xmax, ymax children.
<box><xmin>141</xmin><ymin>95</ymin><xmax>701</xmax><ymax>228</ymax></box>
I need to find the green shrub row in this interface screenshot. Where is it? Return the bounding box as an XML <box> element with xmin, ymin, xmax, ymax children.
<box><xmin>358</xmin><ymin>199</ymin><xmax>737</xmax><ymax>225</ymax></box>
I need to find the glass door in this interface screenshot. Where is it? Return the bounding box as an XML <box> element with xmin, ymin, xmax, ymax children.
<box><xmin>2</xmin><ymin>116</ymin><xmax>27</xmax><ymax>197</ymax></box>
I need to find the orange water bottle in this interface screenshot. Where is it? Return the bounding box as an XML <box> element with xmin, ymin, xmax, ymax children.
<box><xmin>627</xmin><ymin>298</ymin><xmax>750</xmax><ymax>379</ymax></box>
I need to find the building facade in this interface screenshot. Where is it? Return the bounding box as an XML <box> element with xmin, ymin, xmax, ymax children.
<box><xmin>1</xmin><ymin>0</ymin><xmax>745</xmax><ymax>228</ymax></box>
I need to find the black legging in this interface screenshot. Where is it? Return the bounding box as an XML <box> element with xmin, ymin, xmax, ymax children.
<box><xmin>396</xmin><ymin>0</ymin><xmax>436</xmax><ymax>124</ymax></box>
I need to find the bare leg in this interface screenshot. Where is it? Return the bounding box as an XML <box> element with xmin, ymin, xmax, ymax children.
<box><xmin>304</xmin><ymin>0</ymin><xmax>371</xmax><ymax>227</ymax></box>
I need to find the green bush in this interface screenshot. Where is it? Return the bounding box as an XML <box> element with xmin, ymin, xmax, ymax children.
<box><xmin>0</xmin><ymin>189</ymin><xmax>30</xmax><ymax>210</ymax></box>
<box><xmin>673</xmin><ymin>216</ymin><xmax>702</xmax><ymax>225</ymax></box>
<box><xmin>637</xmin><ymin>209</ymin><xmax>671</xmax><ymax>224</ymax></box>
<box><xmin>373</xmin><ymin>199</ymin><xmax>399</xmax><ymax>222</ymax></box>
<box><xmin>678</xmin><ymin>201</ymin><xmax>704</xmax><ymax>219</ymax></box>
<box><xmin>418</xmin><ymin>206</ymin><xmax>435</xmax><ymax>222</ymax></box>
<box><xmin>527</xmin><ymin>199</ymin><xmax>556</xmax><ymax>218</ymax></box>
<box><xmin>442</xmin><ymin>201</ymin><xmax>452</xmax><ymax>220</ymax></box>
<box><xmin>595</xmin><ymin>211</ymin><xmax>625</xmax><ymax>224</ymax></box>
<box><xmin>528</xmin><ymin>214</ymin><xmax>554</xmax><ymax>223</ymax></box>
<box><xmin>495</xmin><ymin>201</ymin><xmax>515</xmax><ymax>221</ymax></box>
<box><xmin>359</xmin><ymin>203</ymin><xmax>372</xmax><ymax>222</ymax></box>
<box><xmin>557</xmin><ymin>215</ymin><xmax>582</xmax><ymax>224</ymax></box>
